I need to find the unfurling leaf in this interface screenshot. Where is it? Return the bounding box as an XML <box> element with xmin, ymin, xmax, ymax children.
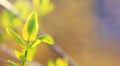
<box><xmin>23</xmin><ymin>12</ymin><xmax>38</xmax><ymax>41</ymax></box>
<box><xmin>6</xmin><ymin>28</ymin><xmax>24</xmax><ymax>47</ymax></box>
<box><xmin>38</xmin><ymin>34</ymin><xmax>54</xmax><ymax>45</ymax></box>
<box><xmin>26</xmin><ymin>47</ymin><xmax>37</xmax><ymax>61</ymax></box>
<box><xmin>8</xmin><ymin>60</ymin><xmax>17</xmax><ymax>66</ymax></box>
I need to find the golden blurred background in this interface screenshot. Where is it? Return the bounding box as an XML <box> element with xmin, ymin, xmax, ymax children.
<box><xmin>0</xmin><ymin>0</ymin><xmax>120</xmax><ymax>66</ymax></box>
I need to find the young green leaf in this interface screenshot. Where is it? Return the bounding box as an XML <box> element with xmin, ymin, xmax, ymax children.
<box><xmin>6</xmin><ymin>28</ymin><xmax>24</xmax><ymax>47</ymax></box>
<box><xmin>19</xmin><ymin>55</ymin><xmax>26</xmax><ymax>62</ymax></box>
<box><xmin>38</xmin><ymin>34</ymin><xmax>54</xmax><ymax>45</ymax></box>
<box><xmin>30</xmin><ymin>34</ymin><xmax>54</xmax><ymax>48</ymax></box>
<box><xmin>26</xmin><ymin>47</ymin><xmax>37</xmax><ymax>61</ymax></box>
<box><xmin>23</xmin><ymin>12</ymin><xmax>38</xmax><ymax>41</ymax></box>
<box><xmin>8</xmin><ymin>60</ymin><xmax>17</xmax><ymax>66</ymax></box>
<box><xmin>30</xmin><ymin>39</ymin><xmax>42</xmax><ymax>48</ymax></box>
<box><xmin>14</xmin><ymin>50</ymin><xmax>26</xmax><ymax>62</ymax></box>
<box><xmin>14</xmin><ymin>50</ymin><xmax>21</xmax><ymax>59</ymax></box>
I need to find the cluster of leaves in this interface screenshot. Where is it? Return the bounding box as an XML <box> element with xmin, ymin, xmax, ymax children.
<box><xmin>0</xmin><ymin>0</ymin><xmax>56</xmax><ymax>66</ymax></box>
<box><xmin>6</xmin><ymin>12</ymin><xmax>54</xmax><ymax>66</ymax></box>
<box><xmin>0</xmin><ymin>0</ymin><xmax>54</xmax><ymax>42</ymax></box>
<box><xmin>48</xmin><ymin>58</ymin><xmax>68</xmax><ymax>66</ymax></box>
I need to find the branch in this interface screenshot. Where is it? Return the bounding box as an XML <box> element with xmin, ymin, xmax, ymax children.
<box><xmin>0</xmin><ymin>0</ymin><xmax>78</xmax><ymax>66</ymax></box>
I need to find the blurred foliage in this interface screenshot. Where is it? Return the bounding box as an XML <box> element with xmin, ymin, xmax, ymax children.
<box><xmin>0</xmin><ymin>10</ymin><xmax>22</xmax><ymax>29</ymax></box>
<box><xmin>0</xmin><ymin>0</ymin><xmax>54</xmax><ymax>42</ymax></box>
<box><xmin>0</xmin><ymin>33</ymin><xmax>3</xmax><ymax>42</ymax></box>
<box><xmin>7</xmin><ymin>60</ymin><xmax>32</xmax><ymax>66</ymax></box>
<box><xmin>0</xmin><ymin>0</ymin><xmax>55</xmax><ymax>66</ymax></box>
<box><xmin>33</xmin><ymin>0</ymin><xmax>55</xmax><ymax>17</ymax></box>
<box><xmin>8</xmin><ymin>60</ymin><xmax>17</xmax><ymax>66</ymax></box>
<box><xmin>48</xmin><ymin>58</ymin><xmax>68</xmax><ymax>66</ymax></box>
<box><xmin>6</xmin><ymin>12</ymin><xmax>54</xmax><ymax>66</ymax></box>
<box><xmin>14</xmin><ymin>0</ymin><xmax>31</xmax><ymax>19</ymax></box>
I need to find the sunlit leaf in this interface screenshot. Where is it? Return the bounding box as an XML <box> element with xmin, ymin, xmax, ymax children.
<box><xmin>30</xmin><ymin>39</ymin><xmax>42</xmax><ymax>48</ymax></box>
<box><xmin>14</xmin><ymin>49</ymin><xmax>21</xmax><ymax>59</ymax></box>
<box><xmin>23</xmin><ymin>12</ymin><xmax>38</xmax><ymax>41</ymax></box>
<box><xmin>38</xmin><ymin>34</ymin><xmax>54</xmax><ymax>45</ymax></box>
<box><xmin>6</xmin><ymin>28</ymin><xmax>24</xmax><ymax>47</ymax></box>
<box><xmin>26</xmin><ymin>47</ymin><xmax>37</xmax><ymax>61</ymax></box>
<box><xmin>47</xmin><ymin>60</ymin><xmax>56</xmax><ymax>66</ymax></box>
<box><xmin>14</xmin><ymin>50</ymin><xmax>26</xmax><ymax>62</ymax></box>
<box><xmin>8</xmin><ymin>60</ymin><xmax>17</xmax><ymax>66</ymax></box>
<box><xmin>56</xmin><ymin>58</ymin><xmax>68</xmax><ymax>66</ymax></box>
<box><xmin>19</xmin><ymin>55</ymin><xmax>26</xmax><ymax>62</ymax></box>
<box><xmin>30</xmin><ymin>34</ymin><xmax>54</xmax><ymax>48</ymax></box>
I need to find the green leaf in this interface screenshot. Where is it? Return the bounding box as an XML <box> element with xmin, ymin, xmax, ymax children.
<box><xmin>38</xmin><ymin>34</ymin><xmax>54</xmax><ymax>45</ymax></box>
<box><xmin>30</xmin><ymin>39</ymin><xmax>42</xmax><ymax>48</ymax></box>
<box><xmin>30</xmin><ymin>34</ymin><xmax>54</xmax><ymax>48</ymax></box>
<box><xmin>14</xmin><ymin>50</ymin><xmax>21</xmax><ymax>59</ymax></box>
<box><xmin>8</xmin><ymin>60</ymin><xmax>17</xmax><ymax>66</ymax></box>
<box><xmin>14</xmin><ymin>50</ymin><xmax>26</xmax><ymax>62</ymax></box>
<box><xmin>47</xmin><ymin>60</ymin><xmax>56</xmax><ymax>66</ymax></box>
<box><xmin>23</xmin><ymin>12</ymin><xmax>38</xmax><ymax>41</ymax></box>
<box><xmin>6</xmin><ymin>28</ymin><xmax>24</xmax><ymax>47</ymax></box>
<box><xmin>19</xmin><ymin>55</ymin><xmax>26</xmax><ymax>62</ymax></box>
<box><xmin>26</xmin><ymin>47</ymin><xmax>37</xmax><ymax>61</ymax></box>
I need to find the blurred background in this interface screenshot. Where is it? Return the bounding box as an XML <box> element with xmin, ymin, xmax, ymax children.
<box><xmin>0</xmin><ymin>0</ymin><xmax>120</xmax><ymax>66</ymax></box>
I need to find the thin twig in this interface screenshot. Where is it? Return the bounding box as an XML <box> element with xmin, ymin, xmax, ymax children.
<box><xmin>0</xmin><ymin>0</ymin><xmax>21</xmax><ymax>19</ymax></box>
<box><xmin>0</xmin><ymin>0</ymin><xmax>78</xmax><ymax>66</ymax></box>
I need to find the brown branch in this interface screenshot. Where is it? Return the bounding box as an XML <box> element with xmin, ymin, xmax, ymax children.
<box><xmin>0</xmin><ymin>0</ymin><xmax>78</xmax><ymax>66</ymax></box>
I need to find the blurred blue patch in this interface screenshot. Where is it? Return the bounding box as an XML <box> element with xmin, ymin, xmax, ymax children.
<box><xmin>97</xmin><ymin>0</ymin><xmax>120</xmax><ymax>37</ymax></box>
<box><xmin>96</xmin><ymin>0</ymin><xmax>120</xmax><ymax>51</ymax></box>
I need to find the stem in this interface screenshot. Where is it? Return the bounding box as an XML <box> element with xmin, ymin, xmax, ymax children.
<box><xmin>22</xmin><ymin>61</ymin><xmax>25</xmax><ymax>66</ymax></box>
<box><xmin>22</xmin><ymin>40</ymin><xmax>30</xmax><ymax>66</ymax></box>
